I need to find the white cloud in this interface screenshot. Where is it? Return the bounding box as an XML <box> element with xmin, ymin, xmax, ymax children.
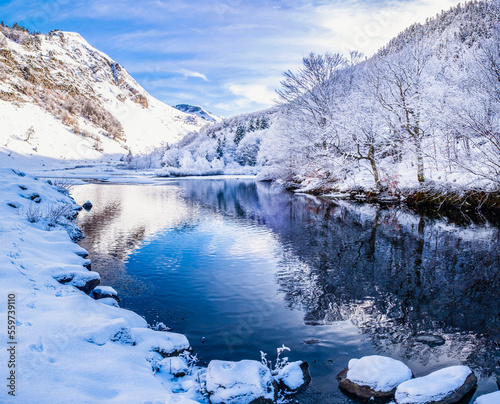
<box><xmin>178</xmin><ymin>69</ymin><xmax>209</xmax><ymax>81</ymax></box>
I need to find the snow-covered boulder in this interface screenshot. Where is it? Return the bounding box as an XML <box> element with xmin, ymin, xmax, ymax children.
<box><xmin>337</xmin><ymin>355</ymin><xmax>413</xmax><ymax>399</ymax></box>
<box><xmin>53</xmin><ymin>269</ymin><xmax>100</xmax><ymax>293</ymax></box>
<box><xmin>395</xmin><ymin>366</ymin><xmax>477</xmax><ymax>404</ymax></box>
<box><xmin>91</xmin><ymin>285</ymin><xmax>120</xmax><ymax>302</ymax></box>
<box><xmin>206</xmin><ymin>360</ymin><xmax>276</xmax><ymax>404</ymax></box>
<box><xmin>474</xmin><ymin>391</ymin><xmax>500</xmax><ymax>404</ymax></box>
<box><xmin>274</xmin><ymin>361</ymin><xmax>311</xmax><ymax>394</ymax></box>
<box><xmin>158</xmin><ymin>356</ymin><xmax>189</xmax><ymax>378</ymax></box>
<box><xmin>133</xmin><ymin>327</ymin><xmax>191</xmax><ymax>358</ymax></box>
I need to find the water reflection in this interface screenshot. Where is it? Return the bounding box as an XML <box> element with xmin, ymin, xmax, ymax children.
<box><xmin>72</xmin><ymin>179</ymin><xmax>500</xmax><ymax>401</ymax></box>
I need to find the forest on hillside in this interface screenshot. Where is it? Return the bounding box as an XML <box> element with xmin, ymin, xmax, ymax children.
<box><xmin>132</xmin><ymin>0</ymin><xmax>500</xmax><ymax>205</ymax></box>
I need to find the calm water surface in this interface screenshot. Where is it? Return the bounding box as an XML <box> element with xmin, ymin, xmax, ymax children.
<box><xmin>72</xmin><ymin>179</ymin><xmax>500</xmax><ymax>402</ymax></box>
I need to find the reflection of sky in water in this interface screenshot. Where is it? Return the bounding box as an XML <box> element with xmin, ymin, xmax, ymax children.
<box><xmin>73</xmin><ymin>180</ymin><xmax>500</xmax><ymax>401</ymax></box>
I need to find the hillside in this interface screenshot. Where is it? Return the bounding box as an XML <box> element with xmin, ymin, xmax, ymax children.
<box><xmin>0</xmin><ymin>24</ymin><xmax>207</xmax><ymax>168</ymax></box>
<box><xmin>129</xmin><ymin>107</ymin><xmax>279</xmax><ymax>174</ymax></box>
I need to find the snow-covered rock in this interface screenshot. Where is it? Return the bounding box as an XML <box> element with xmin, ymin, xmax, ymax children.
<box><xmin>337</xmin><ymin>355</ymin><xmax>413</xmax><ymax>399</ymax></box>
<box><xmin>91</xmin><ymin>285</ymin><xmax>120</xmax><ymax>302</ymax></box>
<box><xmin>96</xmin><ymin>297</ymin><xmax>120</xmax><ymax>307</ymax></box>
<box><xmin>132</xmin><ymin>327</ymin><xmax>191</xmax><ymax>358</ymax></box>
<box><xmin>395</xmin><ymin>366</ymin><xmax>477</xmax><ymax>404</ymax></box>
<box><xmin>53</xmin><ymin>269</ymin><xmax>101</xmax><ymax>293</ymax></box>
<box><xmin>206</xmin><ymin>360</ymin><xmax>277</xmax><ymax>404</ymax></box>
<box><xmin>274</xmin><ymin>361</ymin><xmax>311</xmax><ymax>394</ymax></box>
<box><xmin>158</xmin><ymin>356</ymin><xmax>190</xmax><ymax>378</ymax></box>
<box><xmin>474</xmin><ymin>391</ymin><xmax>500</xmax><ymax>404</ymax></box>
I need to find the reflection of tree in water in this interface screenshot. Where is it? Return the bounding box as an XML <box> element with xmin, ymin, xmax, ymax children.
<box><xmin>178</xmin><ymin>180</ymin><xmax>500</xmax><ymax>377</ymax></box>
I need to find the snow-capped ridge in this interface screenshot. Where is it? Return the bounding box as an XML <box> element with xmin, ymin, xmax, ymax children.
<box><xmin>0</xmin><ymin>23</ymin><xmax>207</xmax><ymax>167</ymax></box>
<box><xmin>174</xmin><ymin>103</ymin><xmax>223</xmax><ymax>123</ymax></box>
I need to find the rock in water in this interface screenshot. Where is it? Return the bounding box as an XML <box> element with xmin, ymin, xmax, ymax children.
<box><xmin>337</xmin><ymin>355</ymin><xmax>413</xmax><ymax>399</ymax></box>
<box><xmin>474</xmin><ymin>391</ymin><xmax>500</xmax><ymax>404</ymax></box>
<box><xmin>91</xmin><ymin>286</ymin><xmax>120</xmax><ymax>302</ymax></box>
<box><xmin>82</xmin><ymin>200</ymin><xmax>92</xmax><ymax>211</ymax></box>
<box><xmin>275</xmin><ymin>361</ymin><xmax>311</xmax><ymax>394</ymax></box>
<box><xmin>206</xmin><ymin>360</ymin><xmax>276</xmax><ymax>404</ymax></box>
<box><xmin>415</xmin><ymin>334</ymin><xmax>446</xmax><ymax>347</ymax></box>
<box><xmin>395</xmin><ymin>365</ymin><xmax>477</xmax><ymax>404</ymax></box>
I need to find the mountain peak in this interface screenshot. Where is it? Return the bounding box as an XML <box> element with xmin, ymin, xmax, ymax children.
<box><xmin>174</xmin><ymin>104</ymin><xmax>222</xmax><ymax>123</ymax></box>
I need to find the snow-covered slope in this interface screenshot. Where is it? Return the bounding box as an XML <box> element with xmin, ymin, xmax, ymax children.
<box><xmin>174</xmin><ymin>104</ymin><xmax>223</xmax><ymax>123</ymax></box>
<box><xmin>0</xmin><ymin>26</ymin><xmax>206</xmax><ymax>167</ymax></box>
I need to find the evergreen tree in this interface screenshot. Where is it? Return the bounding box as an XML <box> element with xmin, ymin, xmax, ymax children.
<box><xmin>234</xmin><ymin>125</ymin><xmax>246</xmax><ymax>146</ymax></box>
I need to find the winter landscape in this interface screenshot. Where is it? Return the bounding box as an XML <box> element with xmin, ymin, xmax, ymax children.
<box><xmin>0</xmin><ymin>0</ymin><xmax>500</xmax><ymax>403</ymax></box>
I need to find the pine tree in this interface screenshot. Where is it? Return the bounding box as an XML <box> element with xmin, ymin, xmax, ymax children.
<box><xmin>234</xmin><ymin>125</ymin><xmax>246</xmax><ymax>146</ymax></box>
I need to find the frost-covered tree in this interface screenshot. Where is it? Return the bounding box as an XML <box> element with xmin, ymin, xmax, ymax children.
<box><xmin>370</xmin><ymin>42</ymin><xmax>434</xmax><ymax>183</ymax></box>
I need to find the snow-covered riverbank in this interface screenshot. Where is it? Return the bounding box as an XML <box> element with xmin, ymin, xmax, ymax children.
<box><xmin>0</xmin><ymin>168</ymin><xmax>207</xmax><ymax>403</ymax></box>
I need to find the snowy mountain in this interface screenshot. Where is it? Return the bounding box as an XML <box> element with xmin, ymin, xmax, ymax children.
<box><xmin>0</xmin><ymin>25</ymin><xmax>206</xmax><ymax>168</ymax></box>
<box><xmin>174</xmin><ymin>104</ymin><xmax>223</xmax><ymax>123</ymax></box>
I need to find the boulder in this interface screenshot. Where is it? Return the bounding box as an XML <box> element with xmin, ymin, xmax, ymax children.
<box><xmin>158</xmin><ymin>356</ymin><xmax>189</xmax><ymax>378</ymax></box>
<box><xmin>337</xmin><ymin>355</ymin><xmax>413</xmax><ymax>399</ymax></box>
<box><xmin>395</xmin><ymin>366</ymin><xmax>477</xmax><ymax>404</ymax></box>
<box><xmin>54</xmin><ymin>270</ymin><xmax>100</xmax><ymax>294</ymax></box>
<box><xmin>91</xmin><ymin>286</ymin><xmax>120</xmax><ymax>302</ymax></box>
<box><xmin>474</xmin><ymin>391</ymin><xmax>500</xmax><ymax>404</ymax></box>
<box><xmin>206</xmin><ymin>360</ymin><xmax>276</xmax><ymax>404</ymax></box>
<box><xmin>415</xmin><ymin>334</ymin><xmax>446</xmax><ymax>347</ymax></box>
<box><xmin>132</xmin><ymin>327</ymin><xmax>191</xmax><ymax>358</ymax></box>
<box><xmin>275</xmin><ymin>361</ymin><xmax>311</xmax><ymax>394</ymax></box>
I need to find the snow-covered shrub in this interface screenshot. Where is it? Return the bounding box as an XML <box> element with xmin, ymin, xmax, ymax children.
<box><xmin>25</xmin><ymin>205</ymin><xmax>42</xmax><ymax>223</ymax></box>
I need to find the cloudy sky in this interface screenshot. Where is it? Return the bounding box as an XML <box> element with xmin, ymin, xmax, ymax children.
<box><xmin>0</xmin><ymin>0</ymin><xmax>463</xmax><ymax>116</ymax></box>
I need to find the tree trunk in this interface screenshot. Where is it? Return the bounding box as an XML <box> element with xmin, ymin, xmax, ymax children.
<box><xmin>415</xmin><ymin>139</ymin><xmax>425</xmax><ymax>183</ymax></box>
<box><xmin>368</xmin><ymin>145</ymin><xmax>380</xmax><ymax>188</ymax></box>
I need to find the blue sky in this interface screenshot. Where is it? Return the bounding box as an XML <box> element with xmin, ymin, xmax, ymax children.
<box><xmin>0</xmin><ymin>0</ymin><xmax>462</xmax><ymax>116</ymax></box>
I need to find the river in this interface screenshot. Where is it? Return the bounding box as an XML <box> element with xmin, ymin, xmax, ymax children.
<box><xmin>71</xmin><ymin>178</ymin><xmax>500</xmax><ymax>402</ymax></box>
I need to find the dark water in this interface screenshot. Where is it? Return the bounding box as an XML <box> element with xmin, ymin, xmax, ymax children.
<box><xmin>72</xmin><ymin>179</ymin><xmax>500</xmax><ymax>402</ymax></box>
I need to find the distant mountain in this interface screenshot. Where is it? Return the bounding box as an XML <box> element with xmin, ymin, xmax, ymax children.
<box><xmin>0</xmin><ymin>25</ymin><xmax>206</xmax><ymax>167</ymax></box>
<box><xmin>174</xmin><ymin>104</ymin><xmax>223</xmax><ymax>123</ymax></box>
